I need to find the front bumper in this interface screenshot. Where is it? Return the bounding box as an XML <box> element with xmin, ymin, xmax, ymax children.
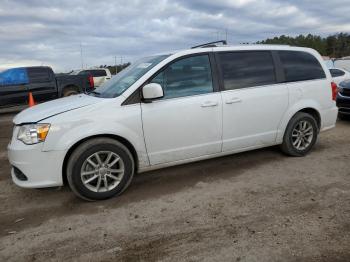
<box><xmin>337</xmin><ymin>93</ymin><xmax>350</xmax><ymax>115</ymax></box>
<box><xmin>7</xmin><ymin>134</ymin><xmax>66</xmax><ymax>188</ymax></box>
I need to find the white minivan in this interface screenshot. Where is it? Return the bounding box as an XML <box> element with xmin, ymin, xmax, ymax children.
<box><xmin>8</xmin><ymin>43</ymin><xmax>338</xmax><ymax>200</ymax></box>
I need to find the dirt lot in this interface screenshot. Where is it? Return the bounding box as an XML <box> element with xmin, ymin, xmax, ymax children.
<box><xmin>0</xmin><ymin>113</ymin><xmax>349</xmax><ymax>262</ymax></box>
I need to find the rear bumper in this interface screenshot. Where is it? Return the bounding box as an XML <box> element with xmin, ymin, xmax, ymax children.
<box><xmin>320</xmin><ymin>106</ymin><xmax>338</xmax><ymax>132</ymax></box>
<box><xmin>336</xmin><ymin>93</ymin><xmax>350</xmax><ymax>115</ymax></box>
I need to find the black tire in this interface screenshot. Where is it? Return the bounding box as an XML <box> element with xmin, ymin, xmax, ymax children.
<box><xmin>63</xmin><ymin>87</ymin><xmax>79</xmax><ymax>97</ymax></box>
<box><xmin>280</xmin><ymin>112</ymin><xmax>318</xmax><ymax>157</ymax></box>
<box><xmin>67</xmin><ymin>138</ymin><xmax>135</xmax><ymax>201</ymax></box>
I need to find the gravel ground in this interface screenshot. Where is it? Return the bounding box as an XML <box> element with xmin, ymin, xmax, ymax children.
<box><xmin>0</xmin><ymin>113</ymin><xmax>349</xmax><ymax>262</ymax></box>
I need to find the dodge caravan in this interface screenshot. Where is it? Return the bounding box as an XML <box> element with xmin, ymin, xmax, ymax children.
<box><xmin>7</xmin><ymin>43</ymin><xmax>338</xmax><ymax>200</ymax></box>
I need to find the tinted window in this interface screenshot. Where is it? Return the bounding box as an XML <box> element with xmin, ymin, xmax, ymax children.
<box><xmin>79</xmin><ymin>70</ymin><xmax>107</xmax><ymax>77</ymax></box>
<box><xmin>0</xmin><ymin>68</ymin><xmax>29</xmax><ymax>86</ymax></box>
<box><xmin>78</xmin><ymin>70</ymin><xmax>91</xmax><ymax>76</ymax></box>
<box><xmin>93</xmin><ymin>70</ymin><xmax>107</xmax><ymax>77</ymax></box>
<box><xmin>150</xmin><ymin>55</ymin><xmax>213</xmax><ymax>99</ymax></box>
<box><xmin>217</xmin><ymin>51</ymin><xmax>276</xmax><ymax>90</ymax></box>
<box><xmin>27</xmin><ymin>67</ymin><xmax>51</xmax><ymax>83</ymax></box>
<box><xmin>279</xmin><ymin>51</ymin><xmax>326</xmax><ymax>82</ymax></box>
<box><xmin>330</xmin><ymin>68</ymin><xmax>345</xmax><ymax>77</ymax></box>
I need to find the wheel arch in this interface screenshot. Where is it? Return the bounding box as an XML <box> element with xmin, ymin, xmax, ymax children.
<box><xmin>62</xmin><ymin>134</ymin><xmax>138</xmax><ymax>185</ymax></box>
<box><xmin>277</xmin><ymin>104</ymin><xmax>322</xmax><ymax>143</ymax></box>
<box><xmin>61</xmin><ymin>85</ymin><xmax>80</xmax><ymax>96</ymax></box>
<box><xmin>297</xmin><ymin>107</ymin><xmax>321</xmax><ymax>130</ymax></box>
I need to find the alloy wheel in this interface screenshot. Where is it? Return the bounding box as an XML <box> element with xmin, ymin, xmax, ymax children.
<box><xmin>80</xmin><ymin>151</ymin><xmax>125</xmax><ymax>193</ymax></box>
<box><xmin>291</xmin><ymin>120</ymin><xmax>314</xmax><ymax>151</ymax></box>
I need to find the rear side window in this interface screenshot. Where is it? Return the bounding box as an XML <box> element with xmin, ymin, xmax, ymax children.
<box><xmin>330</xmin><ymin>68</ymin><xmax>345</xmax><ymax>77</ymax></box>
<box><xmin>27</xmin><ymin>67</ymin><xmax>51</xmax><ymax>83</ymax></box>
<box><xmin>79</xmin><ymin>70</ymin><xmax>107</xmax><ymax>77</ymax></box>
<box><xmin>279</xmin><ymin>51</ymin><xmax>326</xmax><ymax>82</ymax></box>
<box><xmin>92</xmin><ymin>70</ymin><xmax>107</xmax><ymax>77</ymax></box>
<box><xmin>78</xmin><ymin>70</ymin><xmax>91</xmax><ymax>76</ymax></box>
<box><xmin>217</xmin><ymin>51</ymin><xmax>276</xmax><ymax>90</ymax></box>
<box><xmin>0</xmin><ymin>68</ymin><xmax>29</xmax><ymax>86</ymax></box>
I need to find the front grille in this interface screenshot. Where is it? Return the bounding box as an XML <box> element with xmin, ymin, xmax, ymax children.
<box><xmin>13</xmin><ymin>166</ymin><xmax>28</xmax><ymax>181</ymax></box>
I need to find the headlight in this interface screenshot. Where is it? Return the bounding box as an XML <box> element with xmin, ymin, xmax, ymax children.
<box><xmin>17</xmin><ymin>123</ymin><xmax>50</xmax><ymax>145</ymax></box>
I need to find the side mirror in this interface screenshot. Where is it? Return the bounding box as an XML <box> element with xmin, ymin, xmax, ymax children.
<box><xmin>142</xmin><ymin>83</ymin><xmax>164</xmax><ymax>101</ymax></box>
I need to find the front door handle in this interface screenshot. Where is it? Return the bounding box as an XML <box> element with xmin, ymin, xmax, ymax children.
<box><xmin>225</xmin><ymin>97</ymin><xmax>242</xmax><ymax>104</ymax></box>
<box><xmin>201</xmin><ymin>101</ymin><xmax>218</xmax><ymax>107</ymax></box>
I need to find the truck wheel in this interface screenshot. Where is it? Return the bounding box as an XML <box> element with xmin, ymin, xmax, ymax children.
<box><xmin>280</xmin><ymin>112</ymin><xmax>318</xmax><ymax>157</ymax></box>
<box><xmin>67</xmin><ymin>138</ymin><xmax>135</xmax><ymax>201</ymax></box>
<box><xmin>63</xmin><ymin>87</ymin><xmax>79</xmax><ymax>97</ymax></box>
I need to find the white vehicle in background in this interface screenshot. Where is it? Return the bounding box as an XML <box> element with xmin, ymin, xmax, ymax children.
<box><xmin>8</xmin><ymin>42</ymin><xmax>338</xmax><ymax>201</ymax></box>
<box><xmin>334</xmin><ymin>57</ymin><xmax>350</xmax><ymax>72</ymax></box>
<box><xmin>329</xmin><ymin>68</ymin><xmax>350</xmax><ymax>85</ymax></box>
<box><xmin>71</xmin><ymin>68</ymin><xmax>112</xmax><ymax>87</ymax></box>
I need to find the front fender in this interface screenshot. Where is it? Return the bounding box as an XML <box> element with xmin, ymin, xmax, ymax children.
<box><xmin>41</xmin><ymin>103</ymin><xmax>149</xmax><ymax>168</ymax></box>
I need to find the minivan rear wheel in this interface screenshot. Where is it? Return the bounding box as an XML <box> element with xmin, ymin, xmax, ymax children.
<box><xmin>67</xmin><ymin>138</ymin><xmax>134</xmax><ymax>201</ymax></box>
<box><xmin>281</xmin><ymin>112</ymin><xmax>318</xmax><ymax>157</ymax></box>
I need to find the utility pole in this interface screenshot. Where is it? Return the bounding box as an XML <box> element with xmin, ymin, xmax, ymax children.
<box><xmin>225</xmin><ymin>29</ymin><xmax>228</xmax><ymax>42</ymax></box>
<box><xmin>114</xmin><ymin>56</ymin><xmax>117</xmax><ymax>74</ymax></box>
<box><xmin>80</xmin><ymin>42</ymin><xmax>84</xmax><ymax>69</ymax></box>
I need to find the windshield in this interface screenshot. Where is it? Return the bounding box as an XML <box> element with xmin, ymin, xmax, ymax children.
<box><xmin>92</xmin><ymin>54</ymin><xmax>170</xmax><ymax>98</ymax></box>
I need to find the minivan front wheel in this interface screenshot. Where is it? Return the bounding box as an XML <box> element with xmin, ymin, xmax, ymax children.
<box><xmin>67</xmin><ymin>138</ymin><xmax>134</xmax><ymax>201</ymax></box>
<box><xmin>281</xmin><ymin>112</ymin><xmax>318</xmax><ymax>157</ymax></box>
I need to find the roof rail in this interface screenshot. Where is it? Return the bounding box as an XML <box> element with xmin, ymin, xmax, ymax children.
<box><xmin>191</xmin><ymin>40</ymin><xmax>227</xmax><ymax>49</ymax></box>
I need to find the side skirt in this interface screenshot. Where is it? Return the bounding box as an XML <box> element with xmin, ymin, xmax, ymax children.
<box><xmin>138</xmin><ymin>142</ymin><xmax>280</xmax><ymax>173</ymax></box>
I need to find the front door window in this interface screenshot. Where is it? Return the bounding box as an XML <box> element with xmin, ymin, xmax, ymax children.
<box><xmin>150</xmin><ymin>55</ymin><xmax>213</xmax><ymax>99</ymax></box>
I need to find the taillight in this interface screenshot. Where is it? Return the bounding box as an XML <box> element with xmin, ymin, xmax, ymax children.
<box><xmin>88</xmin><ymin>75</ymin><xmax>94</xmax><ymax>89</ymax></box>
<box><xmin>331</xmin><ymin>82</ymin><xmax>338</xmax><ymax>101</ymax></box>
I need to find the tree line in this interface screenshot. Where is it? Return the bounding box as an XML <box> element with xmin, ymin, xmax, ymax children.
<box><xmin>95</xmin><ymin>32</ymin><xmax>350</xmax><ymax>74</ymax></box>
<box><xmin>257</xmin><ymin>33</ymin><xmax>350</xmax><ymax>58</ymax></box>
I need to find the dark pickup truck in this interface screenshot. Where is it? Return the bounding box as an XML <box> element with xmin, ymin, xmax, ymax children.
<box><xmin>0</xmin><ymin>66</ymin><xmax>94</xmax><ymax>107</ymax></box>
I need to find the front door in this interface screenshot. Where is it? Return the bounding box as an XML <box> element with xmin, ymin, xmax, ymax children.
<box><xmin>26</xmin><ymin>67</ymin><xmax>56</xmax><ymax>102</ymax></box>
<box><xmin>141</xmin><ymin>54</ymin><xmax>223</xmax><ymax>165</ymax></box>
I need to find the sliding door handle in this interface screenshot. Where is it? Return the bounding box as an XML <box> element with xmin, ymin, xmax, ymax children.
<box><xmin>201</xmin><ymin>101</ymin><xmax>218</xmax><ymax>107</ymax></box>
<box><xmin>225</xmin><ymin>97</ymin><xmax>242</xmax><ymax>104</ymax></box>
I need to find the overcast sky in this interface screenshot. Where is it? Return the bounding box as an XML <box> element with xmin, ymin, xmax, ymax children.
<box><xmin>1</xmin><ymin>0</ymin><xmax>350</xmax><ymax>72</ymax></box>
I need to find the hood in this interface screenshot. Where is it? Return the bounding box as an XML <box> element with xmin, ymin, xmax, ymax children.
<box><xmin>13</xmin><ymin>94</ymin><xmax>101</xmax><ymax>125</ymax></box>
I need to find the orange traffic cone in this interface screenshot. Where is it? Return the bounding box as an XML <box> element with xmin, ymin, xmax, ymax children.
<box><xmin>28</xmin><ymin>92</ymin><xmax>36</xmax><ymax>107</ymax></box>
